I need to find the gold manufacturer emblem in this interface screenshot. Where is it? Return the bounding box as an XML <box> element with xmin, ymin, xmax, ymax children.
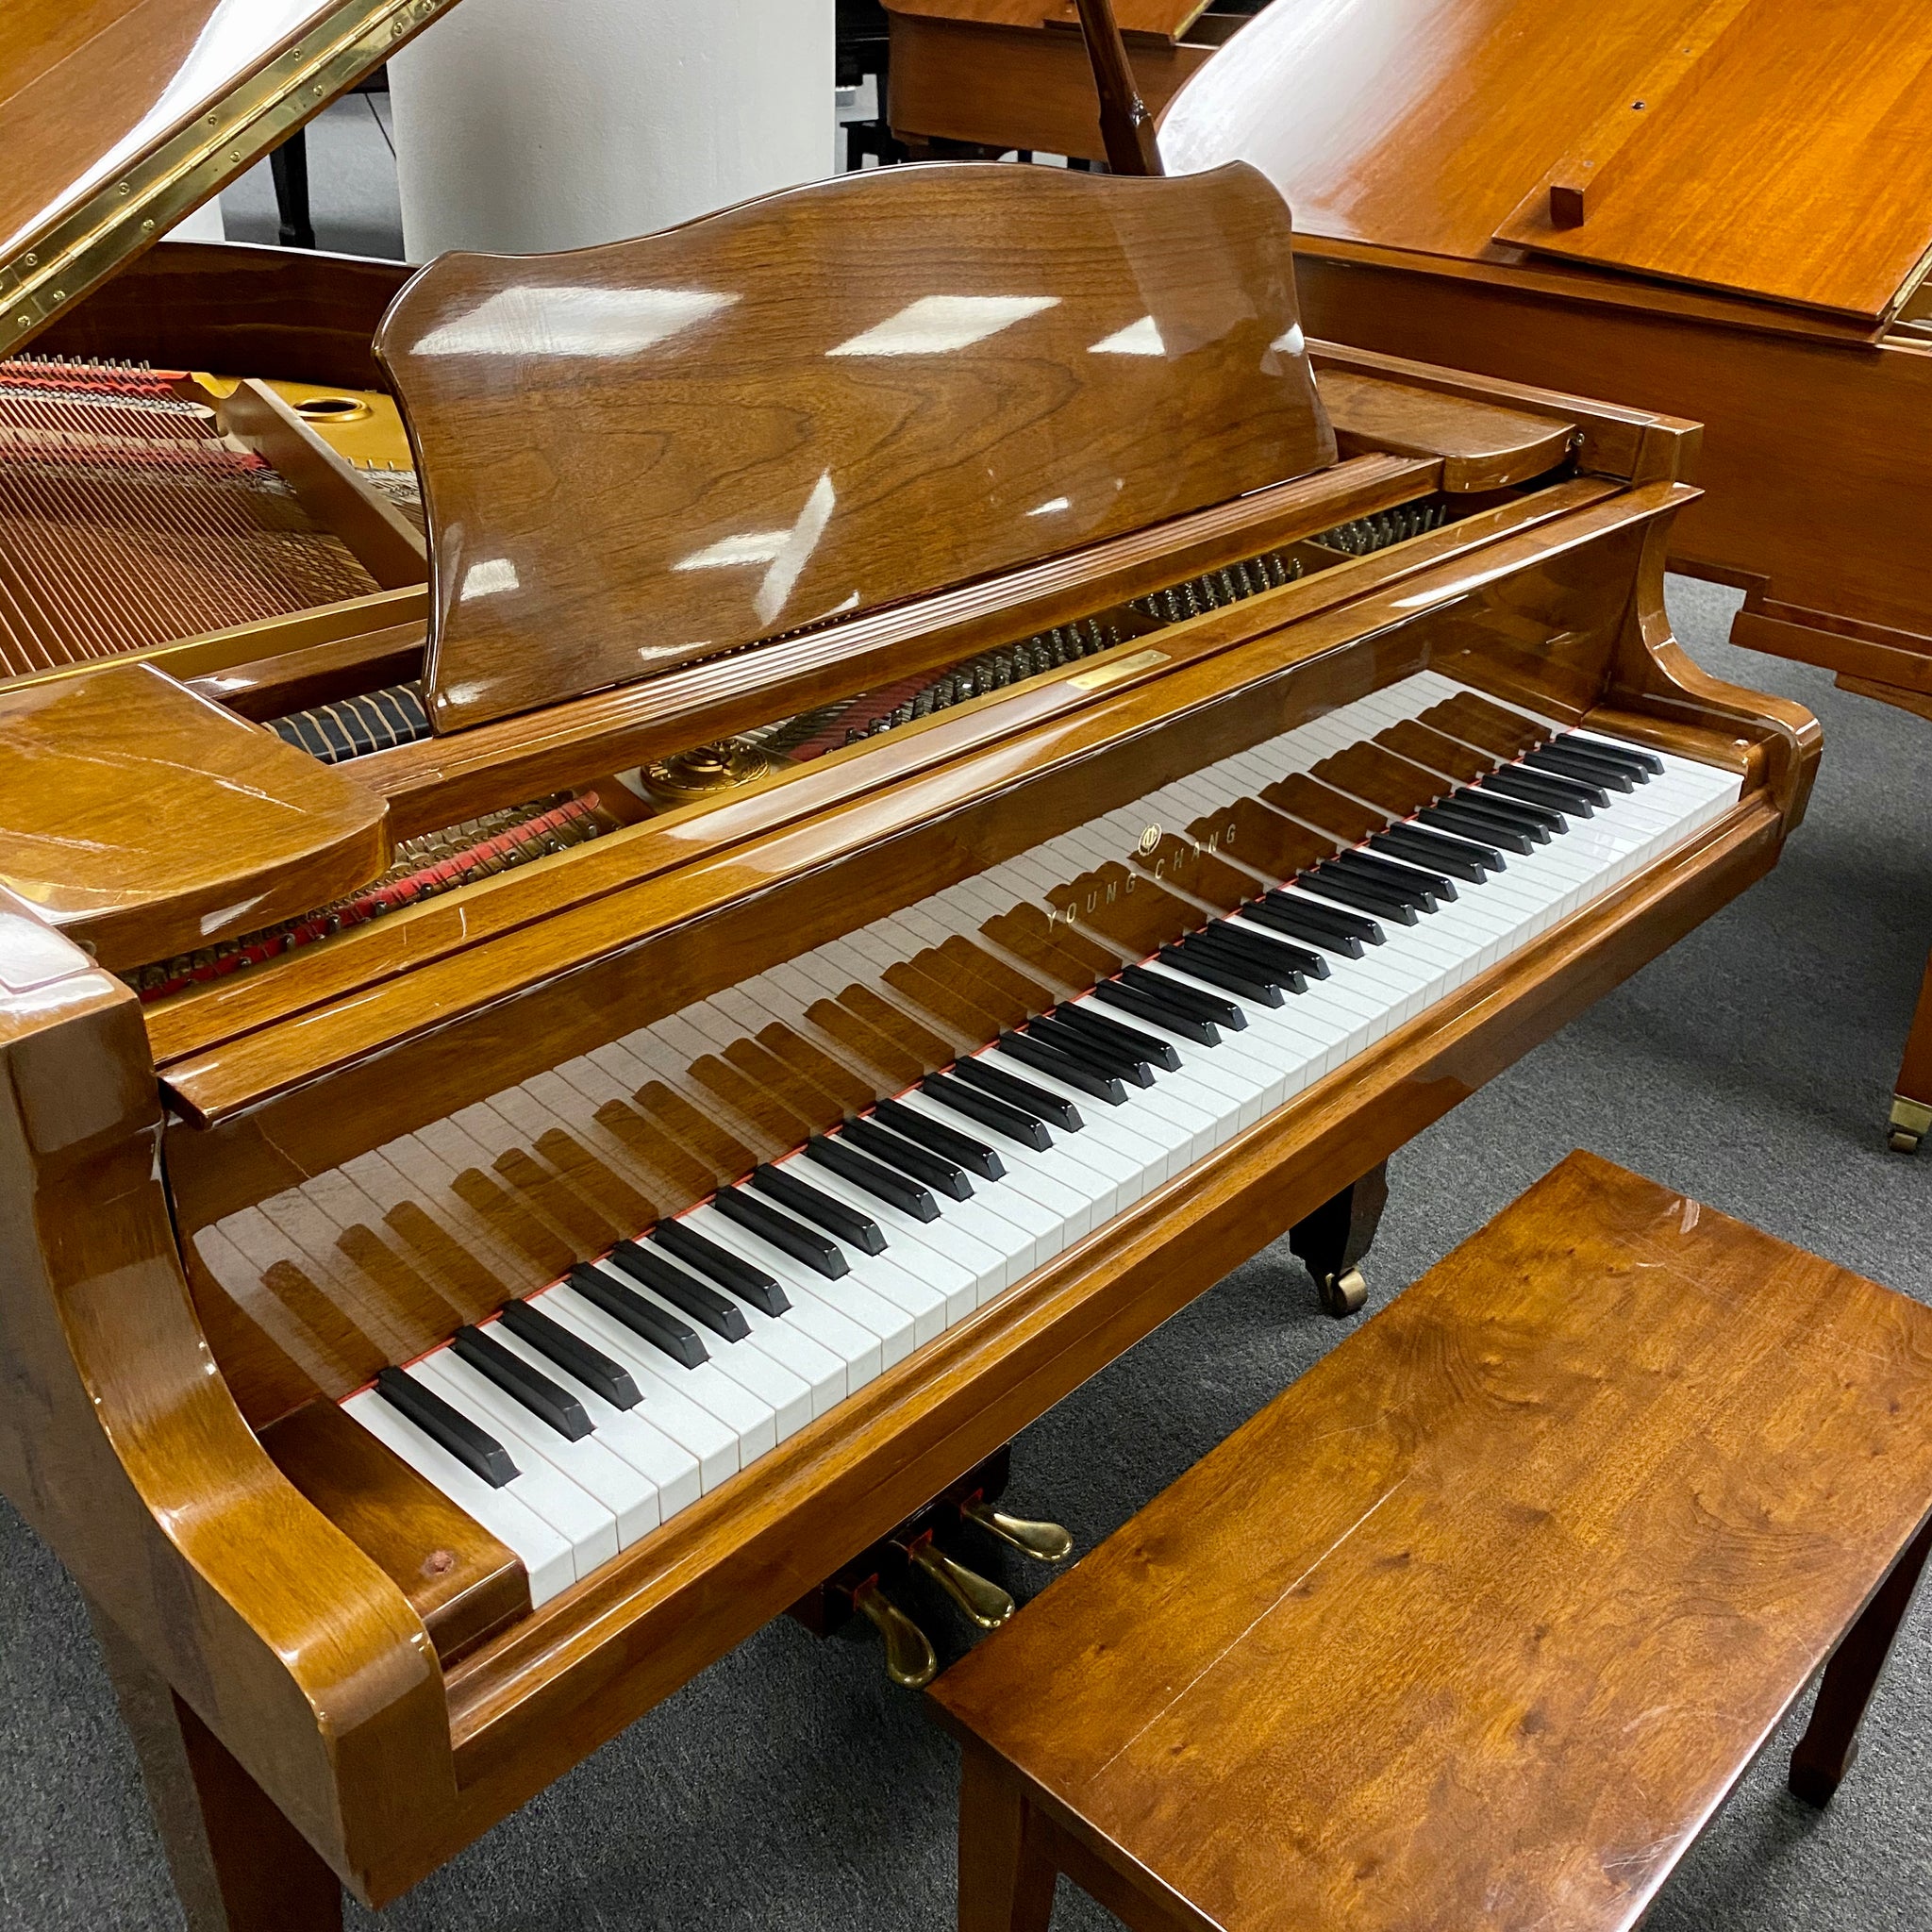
<box><xmin>1139</xmin><ymin>824</ymin><xmax>1162</xmax><ymax>855</ymax></box>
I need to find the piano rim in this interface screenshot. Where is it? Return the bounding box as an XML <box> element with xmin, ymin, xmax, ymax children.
<box><xmin>391</xmin><ymin>777</ymin><xmax>1788</xmax><ymax>1891</ymax></box>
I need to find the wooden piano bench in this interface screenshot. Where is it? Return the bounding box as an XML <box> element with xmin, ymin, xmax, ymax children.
<box><xmin>928</xmin><ymin>1150</ymin><xmax>1932</xmax><ymax>1932</ymax></box>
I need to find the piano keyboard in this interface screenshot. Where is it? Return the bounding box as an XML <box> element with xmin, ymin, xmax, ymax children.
<box><xmin>209</xmin><ymin>672</ymin><xmax>1739</xmax><ymax>1606</ymax></box>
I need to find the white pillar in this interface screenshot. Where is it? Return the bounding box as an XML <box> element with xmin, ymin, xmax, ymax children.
<box><xmin>167</xmin><ymin>197</ymin><xmax>227</xmax><ymax>242</ymax></box>
<box><xmin>388</xmin><ymin>0</ymin><xmax>834</xmax><ymax>259</ymax></box>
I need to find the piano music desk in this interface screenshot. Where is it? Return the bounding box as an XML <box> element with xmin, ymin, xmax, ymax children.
<box><xmin>933</xmin><ymin>1152</ymin><xmax>1932</xmax><ymax>1932</ymax></box>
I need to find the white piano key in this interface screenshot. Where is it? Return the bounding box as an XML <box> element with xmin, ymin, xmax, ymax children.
<box><xmin>342</xmin><ymin>1387</ymin><xmax>575</xmax><ymax>1607</ymax></box>
<box><xmin>482</xmin><ymin>1318</ymin><xmax>702</xmax><ymax>1518</ymax></box>
<box><xmin>411</xmin><ymin>1351</ymin><xmax>642</xmax><ymax>1556</ymax></box>
<box><xmin>531</xmin><ymin>1283</ymin><xmax>746</xmax><ymax>1489</ymax></box>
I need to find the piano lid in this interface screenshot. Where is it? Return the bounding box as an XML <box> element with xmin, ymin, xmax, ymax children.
<box><xmin>377</xmin><ymin>160</ymin><xmax>1336</xmax><ymax>735</ymax></box>
<box><xmin>1158</xmin><ymin>0</ymin><xmax>1932</xmax><ymax>325</ymax></box>
<box><xmin>0</xmin><ymin>0</ymin><xmax>464</xmax><ymax>360</ymax></box>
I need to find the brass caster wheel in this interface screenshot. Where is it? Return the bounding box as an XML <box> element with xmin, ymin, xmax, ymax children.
<box><xmin>1889</xmin><ymin>1128</ymin><xmax>1922</xmax><ymax>1156</ymax></box>
<box><xmin>1890</xmin><ymin>1099</ymin><xmax>1930</xmax><ymax>1155</ymax></box>
<box><xmin>1319</xmin><ymin>1265</ymin><xmax>1368</xmax><ymax>1319</ymax></box>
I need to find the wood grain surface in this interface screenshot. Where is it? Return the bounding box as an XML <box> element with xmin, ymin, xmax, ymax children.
<box><xmin>377</xmin><ymin>161</ymin><xmax>1334</xmax><ymax>731</ymax></box>
<box><xmin>1492</xmin><ymin>0</ymin><xmax>1932</xmax><ymax>319</ymax></box>
<box><xmin>931</xmin><ymin>1151</ymin><xmax>1932</xmax><ymax>1932</ymax></box>
<box><xmin>30</xmin><ymin>240</ymin><xmax>415</xmax><ymax>392</ymax></box>
<box><xmin>0</xmin><ymin>662</ymin><xmax>388</xmax><ymax>971</ymax></box>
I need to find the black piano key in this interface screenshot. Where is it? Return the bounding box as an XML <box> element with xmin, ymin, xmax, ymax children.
<box><xmin>874</xmin><ymin>1096</ymin><xmax>1005</xmax><ymax>1180</ymax></box>
<box><xmin>1209</xmin><ymin>918</ymin><xmax>1328</xmax><ymax>980</ymax></box>
<box><xmin>1296</xmin><ymin>868</ymin><xmax>1419</xmax><ymax>925</ymax></box>
<box><xmin>1159</xmin><ymin>941</ymin><xmax>1282</xmax><ymax>1008</ymax></box>
<box><xmin>841</xmin><ymin>1114</ymin><xmax>974</xmax><ymax>1199</ymax></box>
<box><xmin>1049</xmin><ymin>1000</ymin><xmax>1182</xmax><ymax>1071</ymax></box>
<box><xmin>1089</xmin><ymin>976</ymin><xmax>1221</xmax><ymax>1045</ymax></box>
<box><xmin>1250</xmin><ymin>891</ymin><xmax>1377</xmax><ymax>954</ymax></box>
<box><xmin>1559</xmin><ymin>730</ymin><xmax>1660</xmax><ymax>776</ymax></box>
<box><xmin>1025</xmin><ymin>1011</ymin><xmax>1156</xmax><ymax>1085</ymax></box>
<box><xmin>1419</xmin><ymin>799</ymin><xmax>1539</xmax><ymax>852</ymax></box>
<box><xmin>1524</xmin><ymin>743</ymin><xmax>1632</xmax><ymax>792</ymax></box>
<box><xmin>1480</xmin><ymin>768</ymin><xmax>1594</xmax><ymax>817</ymax></box>
<box><xmin>995</xmin><ymin>1032</ymin><xmax>1127</xmax><ymax>1106</ymax></box>
<box><xmin>1118</xmin><ymin>962</ymin><xmax>1244</xmax><ymax>1030</ymax></box>
<box><xmin>496</xmin><ymin>1299</ymin><xmax>641</xmax><ymax>1408</ymax></box>
<box><xmin>1371</xmin><ymin>824</ymin><xmax>1496</xmax><ymax>882</ymax></box>
<box><xmin>750</xmin><ymin>1163</ymin><xmax>887</xmax><ymax>1255</ymax></box>
<box><xmin>607</xmin><ymin>1239</ymin><xmax>752</xmax><ymax>1340</ymax></box>
<box><xmin>649</xmin><ymin>1221</ymin><xmax>789</xmax><ymax>1317</ymax></box>
<box><xmin>1190</xmin><ymin>923</ymin><xmax>1308</xmax><ymax>991</ymax></box>
<box><xmin>951</xmin><ymin>1055</ymin><xmax>1084</xmax><ymax>1130</ymax></box>
<box><xmin>1513</xmin><ymin>751</ymin><xmax>1614</xmax><ymax>805</ymax></box>
<box><xmin>1454</xmin><ymin>785</ymin><xmax>1565</xmax><ymax>836</ymax></box>
<box><xmin>921</xmin><ymin>1071</ymin><xmax>1054</xmax><ymax>1152</ymax></box>
<box><xmin>806</xmin><ymin>1135</ymin><xmax>941</xmax><ymax>1221</ymax></box>
<box><xmin>375</xmin><ymin>1366</ymin><xmax>519</xmax><ymax>1487</ymax></box>
<box><xmin>451</xmin><ymin>1324</ymin><xmax>593</xmax><ymax>1441</ymax></box>
<box><xmin>712</xmin><ymin>1188</ymin><xmax>852</xmax><ymax>1278</ymax></box>
<box><xmin>566</xmin><ymin>1262</ymin><xmax>711</xmax><ymax>1366</ymax></box>
<box><xmin>1332</xmin><ymin>849</ymin><xmax>1447</xmax><ymax>908</ymax></box>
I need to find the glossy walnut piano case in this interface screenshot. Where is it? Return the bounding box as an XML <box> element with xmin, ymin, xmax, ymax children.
<box><xmin>1155</xmin><ymin>0</ymin><xmax>1932</xmax><ymax>699</ymax></box>
<box><xmin>0</xmin><ymin>163</ymin><xmax>1815</xmax><ymax>1917</ymax></box>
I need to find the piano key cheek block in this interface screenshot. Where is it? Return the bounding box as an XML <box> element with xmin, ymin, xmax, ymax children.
<box><xmin>0</xmin><ymin>135</ymin><xmax>1817</xmax><ymax>1918</ymax></box>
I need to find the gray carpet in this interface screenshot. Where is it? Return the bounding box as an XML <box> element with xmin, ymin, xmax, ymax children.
<box><xmin>0</xmin><ymin>576</ymin><xmax>1926</xmax><ymax>1930</ymax></box>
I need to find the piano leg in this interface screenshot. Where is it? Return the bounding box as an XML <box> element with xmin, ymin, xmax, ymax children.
<box><xmin>1288</xmin><ymin>1161</ymin><xmax>1389</xmax><ymax>1318</ymax></box>
<box><xmin>1888</xmin><ymin>949</ymin><xmax>1932</xmax><ymax>1154</ymax></box>
<box><xmin>85</xmin><ymin>1598</ymin><xmax>343</xmax><ymax>1932</ymax></box>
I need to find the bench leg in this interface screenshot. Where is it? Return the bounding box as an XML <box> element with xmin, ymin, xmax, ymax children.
<box><xmin>1887</xmin><ymin>948</ymin><xmax>1932</xmax><ymax>1154</ymax></box>
<box><xmin>1789</xmin><ymin>1515</ymin><xmax>1932</xmax><ymax>1807</ymax></box>
<box><xmin>86</xmin><ymin>1596</ymin><xmax>343</xmax><ymax>1932</ymax></box>
<box><xmin>958</xmin><ymin>1744</ymin><xmax>1058</xmax><ymax>1932</ymax></box>
<box><xmin>1289</xmin><ymin>1160</ymin><xmax>1389</xmax><ymax>1317</ymax></box>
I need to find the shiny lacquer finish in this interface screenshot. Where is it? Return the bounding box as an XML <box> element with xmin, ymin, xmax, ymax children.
<box><xmin>376</xmin><ymin>161</ymin><xmax>1334</xmax><ymax>731</ymax></box>
<box><xmin>0</xmin><ymin>0</ymin><xmax>460</xmax><ymax>358</ymax></box>
<box><xmin>1150</xmin><ymin>0</ymin><xmax>1932</xmax><ymax>678</ymax></box>
<box><xmin>1159</xmin><ymin>0</ymin><xmax>1932</xmax><ymax>320</ymax></box>
<box><xmin>933</xmin><ymin>1152</ymin><xmax>1932</xmax><ymax>1932</ymax></box>
<box><xmin>0</xmin><ymin>662</ymin><xmax>388</xmax><ymax>971</ymax></box>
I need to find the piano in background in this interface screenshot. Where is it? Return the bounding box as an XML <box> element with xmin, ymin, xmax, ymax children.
<box><xmin>881</xmin><ymin>0</ymin><xmax>1273</xmax><ymax>162</ymax></box>
<box><xmin>0</xmin><ymin>149</ymin><xmax>1816</xmax><ymax>1922</ymax></box>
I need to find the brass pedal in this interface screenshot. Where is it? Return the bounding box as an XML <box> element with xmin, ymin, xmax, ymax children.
<box><xmin>905</xmin><ymin>1535</ymin><xmax>1017</xmax><ymax>1630</ymax></box>
<box><xmin>853</xmin><ymin>1580</ymin><xmax>938</xmax><ymax>1689</ymax></box>
<box><xmin>963</xmin><ymin>1497</ymin><xmax>1074</xmax><ymax>1564</ymax></box>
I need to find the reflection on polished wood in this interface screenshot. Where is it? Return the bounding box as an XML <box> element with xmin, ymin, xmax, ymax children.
<box><xmin>378</xmin><ymin>160</ymin><xmax>1334</xmax><ymax>731</ymax></box>
<box><xmin>934</xmin><ymin>1153</ymin><xmax>1932</xmax><ymax>1932</ymax></box>
<box><xmin>0</xmin><ymin>151</ymin><xmax>1824</xmax><ymax>1924</ymax></box>
<box><xmin>0</xmin><ymin>663</ymin><xmax>388</xmax><ymax>970</ymax></box>
<box><xmin>1141</xmin><ymin>0</ymin><xmax>1932</xmax><ymax>684</ymax></box>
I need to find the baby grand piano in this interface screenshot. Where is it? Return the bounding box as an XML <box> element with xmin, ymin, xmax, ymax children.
<box><xmin>0</xmin><ymin>158</ymin><xmax>1815</xmax><ymax>1924</ymax></box>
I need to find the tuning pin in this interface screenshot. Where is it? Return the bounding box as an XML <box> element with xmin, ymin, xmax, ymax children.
<box><xmin>906</xmin><ymin>1537</ymin><xmax>1016</xmax><ymax>1630</ymax></box>
<box><xmin>963</xmin><ymin>1499</ymin><xmax>1074</xmax><ymax>1564</ymax></box>
<box><xmin>853</xmin><ymin>1580</ymin><xmax>938</xmax><ymax>1689</ymax></box>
